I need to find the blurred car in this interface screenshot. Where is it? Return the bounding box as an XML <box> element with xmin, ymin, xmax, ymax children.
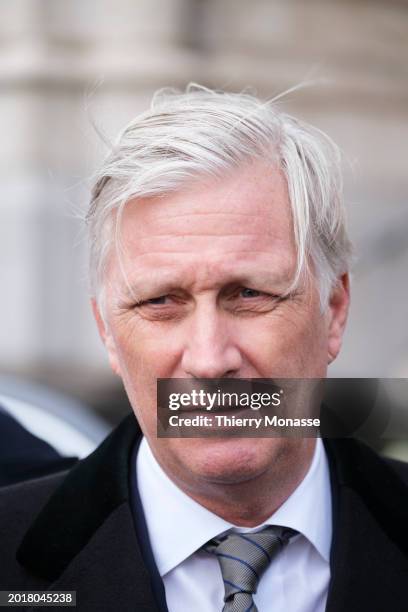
<box><xmin>0</xmin><ymin>375</ymin><xmax>111</xmax><ymax>487</ymax></box>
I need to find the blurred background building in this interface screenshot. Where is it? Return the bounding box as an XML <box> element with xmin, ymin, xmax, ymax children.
<box><xmin>0</xmin><ymin>0</ymin><xmax>407</xmax><ymax>427</ymax></box>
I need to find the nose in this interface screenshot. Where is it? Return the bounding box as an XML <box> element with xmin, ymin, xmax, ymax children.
<box><xmin>181</xmin><ymin>301</ymin><xmax>242</xmax><ymax>379</ymax></box>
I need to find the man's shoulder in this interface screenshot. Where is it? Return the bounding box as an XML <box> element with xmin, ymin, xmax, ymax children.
<box><xmin>0</xmin><ymin>470</ymin><xmax>68</xmax><ymax>529</ymax></box>
<box><xmin>326</xmin><ymin>437</ymin><xmax>408</xmax><ymax>476</ymax></box>
<box><xmin>0</xmin><ymin>416</ymin><xmax>141</xmax><ymax>589</ymax></box>
<box><xmin>0</xmin><ymin>470</ymin><xmax>69</xmax><ymax>585</ymax></box>
<box><xmin>355</xmin><ymin>440</ymin><xmax>408</xmax><ymax>484</ymax></box>
<box><xmin>0</xmin><ymin>469</ymin><xmax>67</xmax><ymax>513</ymax></box>
<box><xmin>325</xmin><ymin>437</ymin><xmax>408</xmax><ymax>505</ymax></box>
<box><xmin>326</xmin><ymin>438</ymin><xmax>408</xmax><ymax>549</ymax></box>
<box><xmin>384</xmin><ymin>455</ymin><xmax>408</xmax><ymax>485</ymax></box>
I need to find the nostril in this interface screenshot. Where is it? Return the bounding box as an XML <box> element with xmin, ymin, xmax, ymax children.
<box><xmin>224</xmin><ymin>369</ymin><xmax>239</xmax><ymax>378</ymax></box>
<box><xmin>182</xmin><ymin>358</ymin><xmax>241</xmax><ymax>380</ymax></box>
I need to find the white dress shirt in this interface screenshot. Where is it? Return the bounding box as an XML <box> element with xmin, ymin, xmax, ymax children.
<box><xmin>136</xmin><ymin>437</ymin><xmax>332</xmax><ymax>612</ymax></box>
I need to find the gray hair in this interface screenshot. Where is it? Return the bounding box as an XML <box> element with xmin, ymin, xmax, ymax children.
<box><xmin>87</xmin><ymin>84</ymin><xmax>353</xmax><ymax>311</ymax></box>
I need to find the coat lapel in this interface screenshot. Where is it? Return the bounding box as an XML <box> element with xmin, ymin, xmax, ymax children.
<box><xmin>17</xmin><ymin>414</ymin><xmax>161</xmax><ymax>612</ymax></box>
<box><xmin>325</xmin><ymin>438</ymin><xmax>408</xmax><ymax>612</ymax></box>
<box><xmin>44</xmin><ymin>502</ymin><xmax>160</xmax><ymax>612</ymax></box>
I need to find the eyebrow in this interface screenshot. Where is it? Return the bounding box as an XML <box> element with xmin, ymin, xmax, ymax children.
<box><xmin>119</xmin><ymin>269</ymin><xmax>187</xmax><ymax>302</ymax></box>
<box><xmin>118</xmin><ymin>265</ymin><xmax>295</xmax><ymax>303</ymax></box>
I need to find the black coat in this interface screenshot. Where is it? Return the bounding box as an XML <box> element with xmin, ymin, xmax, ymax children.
<box><xmin>0</xmin><ymin>413</ymin><xmax>407</xmax><ymax>612</ymax></box>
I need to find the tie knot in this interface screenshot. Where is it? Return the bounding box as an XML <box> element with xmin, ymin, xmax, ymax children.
<box><xmin>204</xmin><ymin>525</ymin><xmax>297</xmax><ymax>609</ymax></box>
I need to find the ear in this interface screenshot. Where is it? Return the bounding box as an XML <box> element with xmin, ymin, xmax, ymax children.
<box><xmin>327</xmin><ymin>273</ymin><xmax>350</xmax><ymax>364</ymax></box>
<box><xmin>91</xmin><ymin>298</ymin><xmax>121</xmax><ymax>377</ymax></box>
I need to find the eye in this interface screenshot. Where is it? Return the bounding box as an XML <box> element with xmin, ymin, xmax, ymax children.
<box><xmin>224</xmin><ymin>286</ymin><xmax>284</xmax><ymax>316</ymax></box>
<box><xmin>135</xmin><ymin>295</ymin><xmax>168</xmax><ymax>307</ymax></box>
<box><xmin>240</xmin><ymin>288</ymin><xmax>261</xmax><ymax>298</ymax></box>
<box><xmin>146</xmin><ymin>296</ymin><xmax>167</xmax><ymax>305</ymax></box>
<box><xmin>132</xmin><ymin>293</ymin><xmax>187</xmax><ymax>322</ymax></box>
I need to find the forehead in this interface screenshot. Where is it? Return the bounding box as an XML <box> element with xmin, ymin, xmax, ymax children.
<box><xmin>110</xmin><ymin>163</ymin><xmax>296</xmax><ymax>290</ymax></box>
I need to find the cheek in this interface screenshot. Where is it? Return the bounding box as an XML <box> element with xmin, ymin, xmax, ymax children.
<box><xmin>112</xmin><ymin>318</ymin><xmax>182</xmax><ymax>388</ymax></box>
<box><xmin>240</xmin><ymin>308</ymin><xmax>328</xmax><ymax>376</ymax></box>
<box><xmin>110</xmin><ymin>325</ymin><xmax>159</xmax><ymax>433</ymax></box>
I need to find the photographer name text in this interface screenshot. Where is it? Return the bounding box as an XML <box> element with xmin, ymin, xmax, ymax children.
<box><xmin>168</xmin><ymin>414</ymin><xmax>320</xmax><ymax>429</ymax></box>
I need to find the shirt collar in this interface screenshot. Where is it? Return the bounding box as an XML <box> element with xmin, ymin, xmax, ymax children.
<box><xmin>136</xmin><ymin>437</ymin><xmax>332</xmax><ymax>576</ymax></box>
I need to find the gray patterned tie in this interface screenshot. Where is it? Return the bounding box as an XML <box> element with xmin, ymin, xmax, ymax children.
<box><xmin>204</xmin><ymin>525</ymin><xmax>297</xmax><ymax>612</ymax></box>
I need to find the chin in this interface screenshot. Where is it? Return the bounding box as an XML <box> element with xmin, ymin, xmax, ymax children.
<box><xmin>178</xmin><ymin>437</ymin><xmax>282</xmax><ymax>485</ymax></box>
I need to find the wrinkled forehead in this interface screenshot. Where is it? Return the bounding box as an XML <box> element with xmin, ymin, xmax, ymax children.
<box><xmin>104</xmin><ymin>164</ymin><xmax>301</xmax><ymax>298</ymax></box>
<box><xmin>118</xmin><ymin>163</ymin><xmax>294</xmax><ymax>249</ymax></box>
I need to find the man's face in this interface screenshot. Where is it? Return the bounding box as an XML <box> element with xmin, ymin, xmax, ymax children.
<box><xmin>94</xmin><ymin>162</ymin><xmax>349</xmax><ymax>492</ymax></box>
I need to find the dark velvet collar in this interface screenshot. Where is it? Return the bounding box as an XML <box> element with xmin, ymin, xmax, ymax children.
<box><xmin>17</xmin><ymin>413</ymin><xmax>140</xmax><ymax>580</ymax></box>
<box><xmin>324</xmin><ymin>437</ymin><xmax>408</xmax><ymax>557</ymax></box>
<box><xmin>16</xmin><ymin>413</ymin><xmax>408</xmax><ymax>582</ymax></box>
